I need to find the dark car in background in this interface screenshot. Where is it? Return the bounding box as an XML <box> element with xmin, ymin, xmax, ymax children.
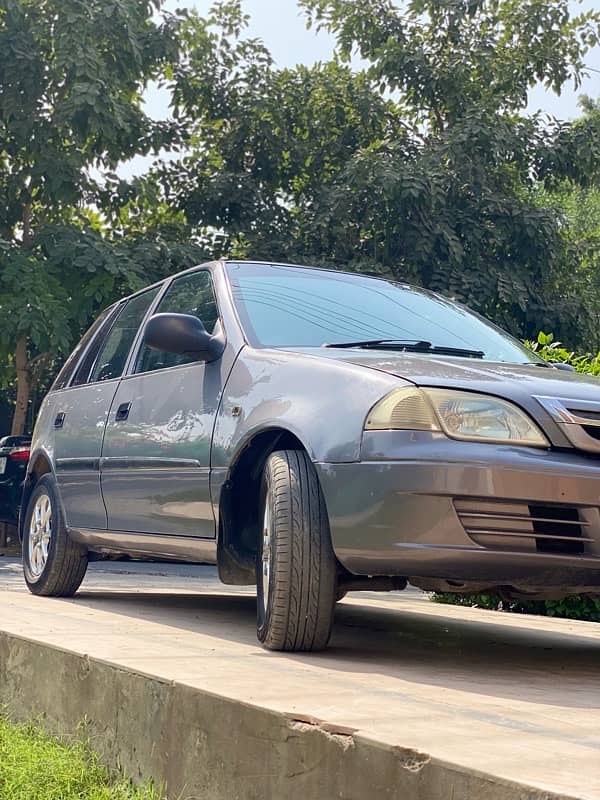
<box><xmin>18</xmin><ymin>261</ymin><xmax>600</xmax><ymax>651</ymax></box>
<box><xmin>0</xmin><ymin>436</ymin><xmax>31</xmax><ymax>544</ymax></box>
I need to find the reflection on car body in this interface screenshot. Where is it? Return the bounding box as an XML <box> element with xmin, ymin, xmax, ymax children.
<box><xmin>21</xmin><ymin>261</ymin><xmax>600</xmax><ymax>651</ymax></box>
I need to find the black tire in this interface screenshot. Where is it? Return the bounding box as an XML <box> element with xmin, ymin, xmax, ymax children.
<box><xmin>22</xmin><ymin>474</ymin><xmax>88</xmax><ymax>596</ymax></box>
<box><xmin>257</xmin><ymin>450</ymin><xmax>337</xmax><ymax>652</ymax></box>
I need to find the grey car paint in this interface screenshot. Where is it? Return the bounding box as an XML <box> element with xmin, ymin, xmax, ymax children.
<box><xmin>211</xmin><ymin>347</ymin><xmax>401</xmax><ymax>466</ymax></box>
<box><xmin>46</xmin><ymin>381</ymin><xmax>121</xmax><ymax>529</ymax></box>
<box><xmin>24</xmin><ymin>260</ymin><xmax>600</xmax><ymax>598</ymax></box>
<box><xmin>318</xmin><ymin>434</ymin><xmax>600</xmax><ymax>583</ymax></box>
<box><xmin>99</xmin><ymin>269</ymin><xmax>238</xmax><ymax>537</ymax></box>
<box><xmin>101</xmin><ymin>337</ymin><xmax>241</xmax><ymax>537</ymax></box>
<box><xmin>314</xmin><ymin>350</ymin><xmax>600</xmax><ymax>449</ymax></box>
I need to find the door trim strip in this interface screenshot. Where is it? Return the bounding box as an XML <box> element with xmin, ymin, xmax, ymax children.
<box><xmin>99</xmin><ymin>457</ymin><xmax>204</xmax><ymax>470</ymax></box>
<box><xmin>56</xmin><ymin>458</ymin><xmax>101</xmax><ymax>472</ymax></box>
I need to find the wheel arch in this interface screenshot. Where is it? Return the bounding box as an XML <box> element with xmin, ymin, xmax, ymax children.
<box><xmin>217</xmin><ymin>426</ymin><xmax>310</xmax><ymax>585</ymax></box>
<box><xmin>19</xmin><ymin>449</ymin><xmax>55</xmax><ymax>540</ymax></box>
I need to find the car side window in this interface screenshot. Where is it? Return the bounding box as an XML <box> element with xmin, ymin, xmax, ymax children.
<box><xmin>82</xmin><ymin>287</ymin><xmax>160</xmax><ymax>384</ymax></box>
<box><xmin>135</xmin><ymin>270</ymin><xmax>219</xmax><ymax>375</ymax></box>
<box><xmin>52</xmin><ymin>305</ymin><xmax>118</xmax><ymax>390</ymax></box>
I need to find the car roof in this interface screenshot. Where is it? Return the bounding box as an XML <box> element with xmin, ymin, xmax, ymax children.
<box><xmin>222</xmin><ymin>260</ymin><xmax>411</xmax><ymax>285</ymax></box>
<box><xmin>112</xmin><ymin>259</ymin><xmax>410</xmax><ymax>310</ymax></box>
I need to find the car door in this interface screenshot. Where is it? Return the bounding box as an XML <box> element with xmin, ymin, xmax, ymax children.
<box><xmin>100</xmin><ymin>269</ymin><xmax>227</xmax><ymax>538</ymax></box>
<box><xmin>52</xmin><ymin>288</ymin><xmax>159</xmax><ymax>529</ymax></box>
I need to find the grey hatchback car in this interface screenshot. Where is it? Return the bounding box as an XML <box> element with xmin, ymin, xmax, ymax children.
<box><xmin>22</xmin><ymin>261</ymin><xmax>600</xmax><ymax>650</ymax></box>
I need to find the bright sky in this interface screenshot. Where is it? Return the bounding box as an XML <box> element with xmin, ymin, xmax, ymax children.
<box><xmin>128</xmin><ymin>0</ymin><xmax>600</xmax><ymax>176</ymax></box>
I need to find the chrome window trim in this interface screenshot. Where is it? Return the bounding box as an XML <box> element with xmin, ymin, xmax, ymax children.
<box><xmin>52</xmin><ymin>304</ymin><xmax>121</xmax><ymax>392</ymax></box>
<box><xmin>534</xmin><ymin>396</ymin><xmax>600</xmax><ymax>427</ymax></box>
<box><xmin>83</xmin><ymin>285</ymin><xmax>163</xmax><ymax>385</ymax></box>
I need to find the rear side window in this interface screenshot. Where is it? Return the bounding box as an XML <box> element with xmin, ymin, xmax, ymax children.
<box><xmin>80</xmin><ymin>287</ymin><xmax>160</xmax><ymax>384</ymax></box>
<box><xmin>52</xmin><ymin>306</ymin><xmax>117</xmax><ymax>391</ymax></box>
<box><xmin>134</xmin><ymin>271</ymin><xmax>219</xmax><ymax>375</ymax></box>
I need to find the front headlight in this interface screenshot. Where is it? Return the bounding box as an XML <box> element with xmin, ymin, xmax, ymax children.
<box><xmin>365</xmin><ymin>387</ymin><xmax>549</xmax><ymax>447</ymax></box>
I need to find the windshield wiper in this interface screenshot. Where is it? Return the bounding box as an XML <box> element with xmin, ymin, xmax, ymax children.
<box><xmin>323</xmin><ymin>339</ymin><xmax>485</xmax><ymax>358</ymax></box>
<box><xmin>527</xmin><ymin>360</ymin><xmax>575</xmax><ymax>372</ymax></box>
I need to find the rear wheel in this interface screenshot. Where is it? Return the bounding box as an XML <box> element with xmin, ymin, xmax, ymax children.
<box><xmin>257</xmin><ymin>450</ymin><xmax>337</xmax><ymax>652</ymax></box>
<box><xmin>22</xmin><ymin>475</ymin><xmax>88</xmax><ymax>596</ymax></box>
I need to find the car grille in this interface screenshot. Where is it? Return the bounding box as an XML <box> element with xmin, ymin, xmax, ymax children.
<box><xmin>534</xmin><ymin>396</ymin><xmax>600</xmax><ymax>454</ymax></box>
<box><xmin>454</xmin><ymin>499</ymin><xmax>591</xmax><ymax>555</ymax></box>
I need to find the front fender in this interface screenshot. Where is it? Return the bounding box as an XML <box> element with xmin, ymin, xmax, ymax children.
<box><xmin>212</xmin><ymin>348</ymin><xmax>406</xmax><ymax>467</ymax></box>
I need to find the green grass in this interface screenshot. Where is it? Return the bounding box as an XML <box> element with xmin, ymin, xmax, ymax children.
<box><xmin>0</xmin><ymin>717</ymin><xmax>163</xmax><ymax>800</ymax></box>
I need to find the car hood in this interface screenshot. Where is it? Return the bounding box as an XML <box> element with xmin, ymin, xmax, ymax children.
<box><xmin>299</xmin><ymin>348</ymin><xmax>599</xmax><ymax>395</ymax></box>
<box><xmin>293</xmin><ymin>348</ymin><xmax>600</xmax><ymax>446</ymax></box>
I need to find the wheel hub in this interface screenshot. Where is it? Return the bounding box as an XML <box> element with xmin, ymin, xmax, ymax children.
<box><xmin>28</xmin><ymin>494</ymin><xmax>52</xmax><ymax>577</ymax></box>
<box><xmin>261</xmin><ymin>498</ymin><xmax>272</xmax><ymax>613</ymax></box>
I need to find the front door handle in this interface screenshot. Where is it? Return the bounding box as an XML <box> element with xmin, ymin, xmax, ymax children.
<box><xmin>115</xmin><ymin>402</ymin><xmax>131</xmax><ymax>422</ymax></box>
<box><xmin>54</xmin><ymin>412</ymin><xmax>65</xmax><ymax>429</ymax></box>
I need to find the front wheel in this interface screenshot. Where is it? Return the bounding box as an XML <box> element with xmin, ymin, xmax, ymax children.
<box><xmin>22</xmin><ymin>474</ymin><xmax>88</xmax><ymax>596</ymax></box>
<box><xmin>257</xmin><ymin>450</ymin><xmax>337</xmax><ymax>652</ymax></box>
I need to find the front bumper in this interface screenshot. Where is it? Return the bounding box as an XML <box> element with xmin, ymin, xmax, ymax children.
<box><xmin>315</xmin><ymin>432</ymin><xmax>600</xmax><ymax>592</ymax></box>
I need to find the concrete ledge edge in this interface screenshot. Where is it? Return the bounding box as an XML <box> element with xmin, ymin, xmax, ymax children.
<box><xmin>0</xmin><ymin>629</ymin><xmax>581</xmax><ymax>800</ymax></box>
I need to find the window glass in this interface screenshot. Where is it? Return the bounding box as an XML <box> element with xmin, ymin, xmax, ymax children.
<box><xmin>135</xmin><ymin>270</ymin><xmax>219</xmax><ymax>374</ymax></box>
<box><xmin>52</xmin><ymin>306</ymin><xmax>117</xmax><ymax>390</ymax></box>
<box><xmin>226</xmin><ymin>262</ymin><xmax>541</xmax><ymax>365</ymax></box>
<box><xmin>86</xmin><ymin>287</ymin><xmax>160</xmax><ymax>383</ymax></box>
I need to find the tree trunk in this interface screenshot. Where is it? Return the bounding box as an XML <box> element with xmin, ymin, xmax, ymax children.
<box><xmin>10</xmin><ymin>203</ymin><xmax>34</xmax><ymax>436</ymax></box>
<box><xmin>11</xmin><ymin>337</ymin><xmax>30</xmax><ymax>435</ymax></box>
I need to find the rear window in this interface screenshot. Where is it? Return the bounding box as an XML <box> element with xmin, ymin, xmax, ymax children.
<box><xmin>51</xmin><ymin>306</ymin><xmax>117</xmax><ymax>391</ymax></box>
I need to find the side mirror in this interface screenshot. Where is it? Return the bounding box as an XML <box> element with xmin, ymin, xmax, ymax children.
<box><xmin>143</xmin><ymin>313</ymin><xmax>225</xmax><ymax>363</ymax></box>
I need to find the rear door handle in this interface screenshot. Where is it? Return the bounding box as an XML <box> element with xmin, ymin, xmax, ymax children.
<box><xmin>54</xmin><ymin>412</ymin><xmax>65</xmax><ymax>429</ymax></box>
<box><xmin>115</xmin><ymin>402</ymin><xmax>131</xmax><ymax>422</ymax></box>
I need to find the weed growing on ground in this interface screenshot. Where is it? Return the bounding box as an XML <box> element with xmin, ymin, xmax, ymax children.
<box><xmin>0</xmin><ymin>717</ymin><xmax>163</xmax><ymax>800</ymax></box>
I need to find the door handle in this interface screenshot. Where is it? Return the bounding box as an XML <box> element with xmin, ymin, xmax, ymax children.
<box><xmin>115</xmin><ymin>402</ymin><xmax>131</xmax><ymax>422</ymax></box>
<box><xmin>54</xmin><ymin>412</ymin><xmax>65</xmax><ymax>429</ymax></box>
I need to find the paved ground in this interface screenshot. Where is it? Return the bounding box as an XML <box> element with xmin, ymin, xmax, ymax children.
<box><xmin>1</xmin><ymin>556</ymin><xmax>599</xmax><ymax>798</ymax></box>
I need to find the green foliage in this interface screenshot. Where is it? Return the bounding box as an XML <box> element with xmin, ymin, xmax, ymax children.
<box><xmin>528</xmin><ymin>331</ymin><xmax>600</xmax><ymax>374</ymax></box>
<box><xmin>3</xmin><ymin>0</ymin><xmax>600</xmax><ymax>432</ymax></box>
<box><xmin>533</xmin><ymin>176</ymin><xmax>600</xmax><ymax>350</ymax></box>
<box><xmin>0</xmin><ymin>717</ymin><xmax>162</xmax><ymax>799</ymax></box>
<box><xmin>301</xmin><ymin>0</ymin><xmax>599</xmax><ymax>122</ymax></box>
<box><xmin>153</xmin><ymin>0</ymin><xmax>600</xmax><ymax>345</ymax></box>
<box><xmin>432</xmin><ymin>592</ymin><xmax>543</xmax><ymax>614</ymax></box>
<box><xmin>433</xmin><ymin>592</ymin><xmax>600</xmax><ymax>622</ymax></box>
<box><xmin>434</xmin><ymin>332</ymin><xmax>600</xmax><ymax>623</ymax></box>
<box><xmin>0</xmin><ymin>0</ymin><xmax>187</xmax><ymax>432</ymax></box>
<box><xmin>160</xmin><ymin>3</ymin><xmax>399</xmax><ymax>263</ymax></box>
<box><xmin>545</xmin><ymin>595</ymin><xmax>600</xmax><ymax>620</ymax></box>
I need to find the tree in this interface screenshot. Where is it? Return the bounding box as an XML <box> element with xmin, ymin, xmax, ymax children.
<box><xmin>0</xmin><ymin>0</ymin><xmax>181</xmax><ymax>434</ymax></box>
<box><xmin>146</xmin><ymin>1</ymin><xmax>402</xmax><ymax>262</ymax></box>
<box><xmin>157</xmin><ymin>0</ymin><xmax>600</xmax><ymax>345</ymax></box>
<box><xmin>534</xmin><ymin>99</ymin><xmax>600</xmax><ymax>349</ymax></box>
<box><xmin>293</xmin><ymin>0</ymin><xmax>600</xmax><ymax>338</ymax></box>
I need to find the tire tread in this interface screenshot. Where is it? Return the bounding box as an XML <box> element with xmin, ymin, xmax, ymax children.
<box><xmin>258</xmin><ymin>450</ymin><xmax>336</xmax><ymax>651</ymax></box>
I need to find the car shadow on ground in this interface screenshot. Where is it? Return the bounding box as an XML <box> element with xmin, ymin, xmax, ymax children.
<box><xmin>61</xmin><ymin>586</ymin><xmax>600</xmax><ymax>710</ymax></box>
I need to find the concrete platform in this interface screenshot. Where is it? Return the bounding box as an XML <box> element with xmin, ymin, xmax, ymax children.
<box><xmin>0</xmin><ymin>557</ymin><xmax>599</xmax><ymax>799</ymax></box>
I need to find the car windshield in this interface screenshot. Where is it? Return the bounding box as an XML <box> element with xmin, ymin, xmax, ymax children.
<box><xmin>226</xmin><ymin>263</ymin><xmax>542</xmax><ymax>364</ymax></box>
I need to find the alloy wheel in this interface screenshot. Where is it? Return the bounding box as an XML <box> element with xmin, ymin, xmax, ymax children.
<box><xmin>261</xmin><ymin>495</ymin><xmax>272</xmax><ymax>615</ymax></box>
<box><xmin>28</xmin><ymin>493</ymin><xmax>52</xmax><ymax>577</ymax></box>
